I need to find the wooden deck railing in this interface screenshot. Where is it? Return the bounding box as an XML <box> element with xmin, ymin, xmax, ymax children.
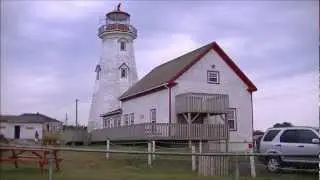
<box><xmin>175</xmin><ymin>93</ymin><xmax>229</xmax><ymax>114</ymax></box>
<box><xmin>91</xmin><ymin>123</ymin><xmax>228</xmax><ymax>141</ymax></box>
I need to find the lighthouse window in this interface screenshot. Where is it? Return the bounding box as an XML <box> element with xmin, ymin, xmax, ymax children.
<box><xmin>120</xmin><ymin>42</ymin><xmax>126</xmax><ymax>51</ymax></box>
<box><xmin>121</xmin><ymin>68</ymin><xmax>127</xmax><ymax>78</ymax></box>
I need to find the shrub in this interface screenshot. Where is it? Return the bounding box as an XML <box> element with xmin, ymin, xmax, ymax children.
<box><xmin>42</xmin><ymin>132</ymin><xmax>61</xmax><ymax>145</ymax></box>
<box><xmin>0</xmin><ymin>134</ymin><xmax>9</xmax><ymax>144</ymax></box>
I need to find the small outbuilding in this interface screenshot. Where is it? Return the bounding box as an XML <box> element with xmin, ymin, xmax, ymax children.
<box><xmin>0</xmin><ymin>113</ymin><xmax>62</xmax><ymax>140</ymax></box>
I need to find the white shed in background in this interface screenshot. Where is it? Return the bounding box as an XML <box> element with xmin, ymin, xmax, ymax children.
<box><xmin>0</xmin><ymin>113</ymin><xmax>62</xmax><ymax>140</ymax></box>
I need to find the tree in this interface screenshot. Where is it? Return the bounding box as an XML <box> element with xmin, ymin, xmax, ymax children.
<box><xmin>273</xmin><ymin>122</ymin><xmax>293</xmax><ymax>128</ymax></box>
<box><xmin>253</xmin><ymin>130</ymin><xmax>264</xmax><ymax>136</ymax></box>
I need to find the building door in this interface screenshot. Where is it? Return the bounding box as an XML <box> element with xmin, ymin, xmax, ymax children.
<box><xmin>14</xmin><ymin>125</ymin><xmax>20</xmax><ymax>139</ymax></box>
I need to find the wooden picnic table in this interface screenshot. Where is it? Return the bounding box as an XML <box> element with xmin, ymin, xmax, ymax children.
<box><xmin>0</xmin><ymin>146</ymin><xmax>62</xmax><ymax>172</ymax></box>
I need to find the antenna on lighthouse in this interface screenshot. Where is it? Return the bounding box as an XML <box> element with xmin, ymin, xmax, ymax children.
<box><xmin>117</xmin><ymin>3</ymin><xmax>121</xmax><ymax>11</ymax></box>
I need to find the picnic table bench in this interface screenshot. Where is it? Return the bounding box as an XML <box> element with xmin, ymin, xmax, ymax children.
<box><xmin>0</xmin><ymin>146</ymin><xmax>62</xmax><ymax>172</ymax></box>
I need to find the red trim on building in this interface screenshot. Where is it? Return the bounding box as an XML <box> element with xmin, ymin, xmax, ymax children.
<box><xmin>168</xmin><ymin>42</ymin><xmax>257</xmax><ymax>92</ymax></box>
<box><xmin>167</xmin><ymin>47</ymin><xmax>212</xmax><ymax>86</ymax></box>
<box><xmin>212</xmin><ymin>43</ymin><xmax>257</xmax><ymax>92</ymax></box>
<box><xmin>121</xmin><ymin>41</ymin><xmax>257</xmax><ymax>101</ymax></box>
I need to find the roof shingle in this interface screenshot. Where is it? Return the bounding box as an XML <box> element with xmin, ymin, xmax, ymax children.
<box><xmin>0</xmin><ymin>113</ymin><xmax>61</xmax><ymax>124</ymax></box>
<box><xmin>119</xmin><ymin>42</ymin><xmax>212</xmax><ymax>100</ymax></box>
<box><xmin>119</xmin><ymin>41</ymin><xmax>257</xmax><ymax>101</ymax></box>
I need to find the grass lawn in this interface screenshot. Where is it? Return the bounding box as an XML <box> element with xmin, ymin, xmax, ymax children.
<box><xmin>1</xmin><ymin>146</ymin><xmax>317</xmax><ymax>180</ymax></box>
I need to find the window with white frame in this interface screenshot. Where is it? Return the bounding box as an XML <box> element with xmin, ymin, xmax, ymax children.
<box><xmin>227</xmin><ymin>108</ymin><xmax>237</xmax><ymax>131</ymax></box>
<box><xmin>150</xmin><ymin>109</ymin><xmax>156</xmax><ymax>123</ymax></box>
<box><xmin>129</xmin><ymin>113</ymin><xmax>134</xmax><ymax>125</ymax></box>
<box><xmin>123</xmin><ymin>114</ymin><xmax>129</xmax><ymax>126</ymax></box>
<box><xmin>207</xmin><ymin>71</ymin><xmax>220</xmax><ymax>84</ymax></box>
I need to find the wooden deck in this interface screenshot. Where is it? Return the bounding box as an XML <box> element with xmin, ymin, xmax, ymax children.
<box><xmin>91</xmin><ymin>123</ymin><xmax>228</xmax><ymax>141</ymax></box>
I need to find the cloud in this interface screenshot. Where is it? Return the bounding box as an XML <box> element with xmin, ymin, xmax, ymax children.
<box><xmin>1</xmin><ymin>65</ymin><xmax>61</xmax><ymax>109</ymax></box>
<box><xmin>136</xmin><ymin>34</ymin><xmax>200</xmax><ymax>77</ymax></box>
<box><xmin>1</xmin><ymin>1</ymin><xmax>318</xmax><ymax>129</ymax></box>
<box><xmin>27</xmin><ymin>1</ymin><xmax>105</xmax><ymax>22</ymax></box>
<box><xmin>253</xmin><ymin>71</ymin><xmax>318</xmax><ymax>130</ymax></box>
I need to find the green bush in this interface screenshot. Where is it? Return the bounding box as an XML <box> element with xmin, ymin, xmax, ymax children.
<box><xmin>0</xmin><ymin>134</ymin><xmax>9</xmax><ymax>144</ymax></box>
<box><xmin>42</xmin><ymin>132</ymin><xmax>61</xmax><ymax>145</ymax></box>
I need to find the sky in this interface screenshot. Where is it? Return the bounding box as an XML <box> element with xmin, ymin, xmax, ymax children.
<box><xmin>1</xmin><ymin>0</ymin><xmax>319</xmax><ymax>131</ymax></box>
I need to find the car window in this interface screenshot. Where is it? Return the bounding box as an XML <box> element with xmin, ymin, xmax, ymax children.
<box><xmin>280</xmin><ymin>130</ymin><xmax>298</xmax><ymax>143</ymax></box>
<box><xmin>297</xmin><ymin>130</ymin><xmax>318</xmax><ymax>144</ymax></box>
<box><xmin>263</xmin><ymin>130</ymin><xmax>280</xmax><ymax>142</ymax></box>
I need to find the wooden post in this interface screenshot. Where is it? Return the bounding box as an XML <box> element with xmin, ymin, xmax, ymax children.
<box><xmin>106</xmin><ymin>139</ymin><xmax>110</xmax><ymax>159</ymax></box>
<box><xmin>12</xmin><ymin>149</ymin><xmax>18</xmax><ymax>168</ymax></box>
<box><xmin>319</xmin><ymin>153</ymin><xmax>320</xmax><ymax>180</ymax></box>
<box><xmin>192</xmin><ymin>144</ymin><xmax>196</xmax><ymax>171</ymax></box>
<box><xmin>223</xmin><ymin>113</ymin><xmax>229</xmax><ymax>152</ymax></box>
<box><xmin>148</xmin><ymin>141</ymin><xmax>152</xmax><ymax>167</ymax></box>
<box><xmin>152</xmin><ymin>140</ymin><xmax>156</xmax><ymax>160</ymax></box>
<box><xmin>187</xmin><ymin>113</ymin><xmax>192</xmax><ymax>148</ymax></box>
<box><xmin>48</xmin><ymin>150</ymin><xmax>53</xmax><ymax>180</ymax></box>
<box><xmin>53</xmin><ymin>150</ymin><xmax>60</xmax><ymax>171</ymax></box>
<box><xmin>249</xmin><ymin>148</ymin><xmax>256</xmax><ymax>178</ymax></box>
<box><xmin>198</xmin><ymin>141</ymin><xmax>202</xmax><ymax>174</ymax></box>
<box><xmin>235</xmin><ymin>155</ymin><xmax>240</xmax><ymax>180</ymax></box>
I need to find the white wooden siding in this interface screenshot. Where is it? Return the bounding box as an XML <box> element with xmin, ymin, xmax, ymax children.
<box><xmin>0</xmin><ymin>122</ymin><xmax>13</xmax><ymax>139</ymax></box>
<box><xmin>0</xmin><ymin>123</ymin><xmax>43</xmax><ymax>139</ymax></box>
<box><xmin>121</xmin><ymin>89</ymin><xmax>169</xmax><ymax>124</ymax></box>
<box><xmin>171</xmin><ymin>49</ymin><xmax>253</xmax><ymax>152</ymax></box>
<box><xmin>121</xmin><ymin>49</ymin><xmax>254</xmax><ymax>152</ymax></box>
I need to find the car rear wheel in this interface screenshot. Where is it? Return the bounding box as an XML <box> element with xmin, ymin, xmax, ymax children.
<box><xmin>266</xmin><ymin>157</ymin><xmax>281</xmax><ymax>173</ymax></box>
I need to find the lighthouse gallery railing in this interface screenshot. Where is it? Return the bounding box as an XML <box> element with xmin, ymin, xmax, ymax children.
<box><xmin>98</xmin><ymin>23</ymin><xmax>137</xmax><ymax>38</ymax></box>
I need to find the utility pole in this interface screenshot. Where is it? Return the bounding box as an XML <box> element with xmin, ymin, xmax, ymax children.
<box><xmin>75</xmin><ymin>99</ymin><xmax>79</xmax><ymax>127</ymax></box>
<box><xmin>65</xmin><ymin>112</ymin><xmax>68</xmax><ymax>125</ymax></box>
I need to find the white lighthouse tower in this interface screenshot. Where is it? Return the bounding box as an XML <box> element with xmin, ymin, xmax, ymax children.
<box><xmin>88</xmin><ymin>4</ymin><xmax>138</xmax><ymax>131</ymax></box>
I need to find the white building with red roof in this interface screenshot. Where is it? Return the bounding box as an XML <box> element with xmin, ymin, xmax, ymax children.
<box><xmin>89</xmin><ymin>5</ymin><xmax>257</xmax><ymax>152</ymax></box>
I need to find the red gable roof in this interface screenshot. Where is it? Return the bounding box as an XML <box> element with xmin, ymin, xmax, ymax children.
<box><xmin>167</xmin><ymin>42</ymin><xmax>257</xmax><ymax>92</ymax></box>
<box><xmin>120</xmin><ymin>42</ymin><xmax>257</xmax><ymax>101</ymax></box>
